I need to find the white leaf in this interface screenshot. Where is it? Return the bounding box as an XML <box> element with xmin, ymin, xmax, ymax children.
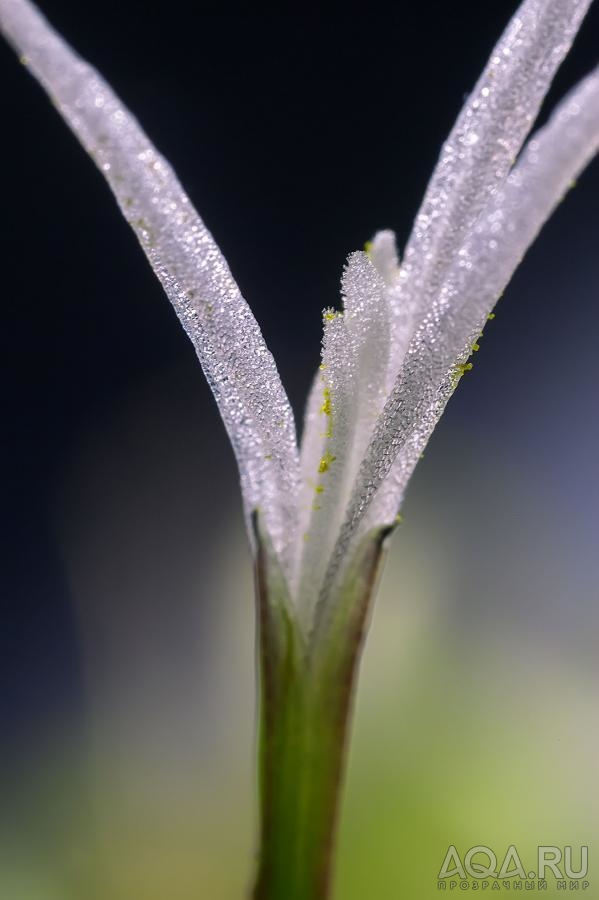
<box><xmin>0</xmin><ymin>0</ymin><xmax>301</xmax><ymax>565</ymax></box>
<box><xmin>370</xmin><ymin>63</ymin><xmax>599</xmax><ymax>531</ymax></box>
<box><xmin>323</xmin><ymin>62</ymin><xmax>599</xmax><ymax>602</ymax></box>
<box><xmin>294</xmin><ymin>253</ymin><xmax>390</xmax><ymax>612</ymax></box>
<box><xmin>386</xmin><ymin>0</ymin><xmax>594</xmax><ymax>384</ymax></box>
<box><xmin>368</xmin><ymin>230</ymin><xmax>400</xmax><ymax>285</ymax></box>
<box><xmin>294</xmin><ymin>311</ymin><xmax>353</xmax><ymax>614</ymax></box>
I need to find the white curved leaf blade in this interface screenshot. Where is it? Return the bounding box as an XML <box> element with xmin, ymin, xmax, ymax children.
<box><xmin>0</xmin><ymin>0</ymin><xmax>300</xmax><ymax>564</ymax></box>
<box><xmin>366</xmin><ymin>62</ymin><xmax>599</xmax><ymax>530</ymax></box>
<box><xmin>316</xmin><ymin>62</ymin><xmax>599</xmax><ymax>626</ymax></box>
<box><xmin>387</xmin><ymin>0</ymin><xmax>593</xmax><ymax>382</ymax></box>
<box><xmin>295</xmin><ymin>253</ymin><xmax>391</xmax><ymax>612</ymax></box>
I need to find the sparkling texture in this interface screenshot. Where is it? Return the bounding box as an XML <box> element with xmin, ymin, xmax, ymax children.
<box><xmin>385</xmin><ymin>0</ymin><xmax>593</xmax><ymax>387</ymax></box>
<box><xmin>362</xmin><ymin>63</ymin><xmax>599</xmax><ymax>536</ymax></box>
<box><xmin>0</xmin><ymin>0</ymin><xmax>300</xmax><ymax>566</ymax></box>
<box><xmin>293</xmin><ymin>252</ymin><xmax>390</xmax><ymax>614</ymax></box>
<box><xmin>2</xmin><ymin>0</ymin><xmax>599</xmax><ymax>629</ymax></box>
<box><xmin>316</xmin><ymin>63</ymin><xmax>599</xmax><ymax>623</ymax></box>
<box><xmin>368</xmin><ymin>230</ymin><xmax>400</xmax><ymax>287</ymax></box>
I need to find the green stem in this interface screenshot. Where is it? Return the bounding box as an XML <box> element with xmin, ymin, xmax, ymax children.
<box><xmin>251</xmin><ymin>522</ymin><xmax>392</xmax><ymax>900</ymax></box>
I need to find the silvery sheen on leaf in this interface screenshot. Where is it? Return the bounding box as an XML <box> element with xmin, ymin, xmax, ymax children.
<box><xmin>2</xmin><ymin>0</ymin><xmax>599</xmax><ymax>630</ymax></box>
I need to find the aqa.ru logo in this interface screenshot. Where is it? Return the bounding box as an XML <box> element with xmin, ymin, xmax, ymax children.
<box><xmin>438</xmin><ymin>846</ymin><xmax>589</xmax><ymax>891</ymax></box>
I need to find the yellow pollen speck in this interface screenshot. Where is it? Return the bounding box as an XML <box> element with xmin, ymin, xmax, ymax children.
<box><xmin>487</xmin><ymin>312</ymin><xmax>496</xmax><ymax>320</ymax></box>
<box><xmin>319</xmin><ymin>363</ymin><xmax>327</xmax><ymax>371</ymax></box>
<box><xmin>364</xmin><ymin>240</ymin><xmax>373</xmax><ymax>258</ymax></box>
<box><xmin>315</xmin><ymin>485</ymin><xmax>324</xmax><ymax>494</ymax></box>
<box><xmin>472</xmin><ymin>343</ymin><xmax>480</xmax><ymax>352</ymax></box>
<box><xmin>324</xmin><ymin>310</ymin><xmax>336</xmax><ymax>322</ymax></box>
<box><xmin>395</xmin><ymin>513</ymin><xmax>403</xmax><ymax>524</ymax></box>
<box><xmin>320</xmin><ymin>387</ymin><xmax>333</xmax><ymax>437</ymax></box>
<box><xmin>264</xmin><ymin>454</ymin><xmax>272</xmax><ymax>460</ymax></box>
<box><xmin>318</xmin><ymin>451</ymin><xmax>336</xmax><ymax>474</ymax></box>
<box><xmin>452</xmin><ymin>360</ymin><xmax>474</xmax><ymax>386</ymax></box>
<box><xmin>320</xmin><ymin>388</ymin><xmax>332</xmax><ymax>418</ymax></box>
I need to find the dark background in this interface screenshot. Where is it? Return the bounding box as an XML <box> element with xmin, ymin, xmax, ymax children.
<box><xmin>1</xmin><ymin>0</ymin><xmax>598</xmax><ymax>754</ymax></box>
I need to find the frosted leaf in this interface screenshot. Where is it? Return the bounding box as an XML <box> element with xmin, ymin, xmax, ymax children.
<box><xmin>291</xmin><ymin>368</ymin><xmax>329</xmax><ymax>595</ymax></box>
<box><xmin>0</xmin><ymin>0</ymin><xmax>300</xmax><ymax>565</ymax></box>
<box><xmin>368</xmin><ymin>230</ymin><xmax>400</xmax><ymax>285</ymax></box>
<box><xmin>342</xmin><ymin>252</ymin><xmax>392</xmax><ymax>471</ymax></box>
<box><xmin>2</xmin><ymin>0</ymin><xmax>598</xmax><ymax>629</ymax></box>
<box><xmin>367</xmin><ymin>230</ymin><xmax>406</xmax><ymax>395</ymax></box>
<box><xmin>294</xmin><ymin>252</ymin><xmax>391</xmax><ymax>612</ymax></box>
<box><xmin>451</xmin><ymin>62</ymin><xmax>599</xmax><ymax>326</ymax></box>
<box><xmin>386</xmin><ymin>0</ymin><xmax>593</xmax><ymax>384</ymax></box>
<box><xmin>318</xmin><ymin>63</ymin><xmax>599</xmax><ymax>606</ymax></box>
<box><xmin>294</xmin><ymin>311</ymin><xmax>354</xmax><ymax>614</ymax></box>
<box><xmin>368</xmin><ymin>62</ymin><xmax>599</xmax><ymax>530</ymax></box>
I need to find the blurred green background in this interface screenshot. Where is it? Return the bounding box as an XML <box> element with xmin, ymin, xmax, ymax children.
<box><xmin>2</xmin><ymin>379</ymin><xmax>597</xmax><ymax>898</ymax></box>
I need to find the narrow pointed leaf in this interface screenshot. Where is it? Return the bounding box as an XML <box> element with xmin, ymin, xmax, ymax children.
<box><xmin>295</xmin><ymin>311</ymin><xmax>354</xmax><ymax>613</ymax></box>
<box><xmin>0</xmin><ymin>0</ymin><xmax>300</xmax><ymax>563</ymax></box>
<box><xmin>387</xmin><ymin>0</ymin><xmax>593</xmax><ymax>380</ymax></box>
<box><xmin>368</xmin><ymin>229</ymin><xmax>400</xmax><ymax>285</ymax></box>
<box><xmin>316</xmin><ymin>62</ymin><xmax>599</xmax><ymax>621</ymax></box>
<box><xmin>366</xmin><ymin>62</ymin><xmax>599</xmax><ymax>529</ymax></box>
<box><xmin>295</xmin><ymin>253</ymin><xmax>390</xmax><ymax>612</ymax></box>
